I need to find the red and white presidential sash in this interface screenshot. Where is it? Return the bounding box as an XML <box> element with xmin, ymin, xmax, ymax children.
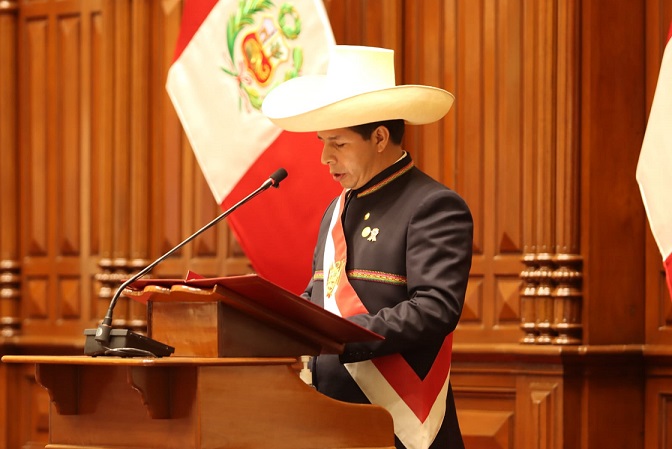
<box><xmin>323</xmin><ymin>190</ymin><xmax>453</xmax><ymax>449</ymax></box>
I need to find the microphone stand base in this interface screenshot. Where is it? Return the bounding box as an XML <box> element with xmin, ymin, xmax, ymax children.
<box><xmin>83</xmin><ymin>328</ymin><xmax>175</xmax><ymax>357</ymax></box>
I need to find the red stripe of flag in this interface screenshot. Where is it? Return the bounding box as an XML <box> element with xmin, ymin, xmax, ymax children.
<box><xmin>171</xmin><ymin>0</ymin><xmax>219</xmax><ymax>62</ymax></box>
<box><xmin>223</xmin><ymin>132</ymin><xmax>339</xmax><ymax>294</ymax></box>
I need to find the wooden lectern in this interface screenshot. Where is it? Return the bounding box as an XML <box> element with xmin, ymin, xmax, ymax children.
<box><xmin>2</xmin><ymin>275</ymin><xmax>395</xmax><ymax>449</ymax></box>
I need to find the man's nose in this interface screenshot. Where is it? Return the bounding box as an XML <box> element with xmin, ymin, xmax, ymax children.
<box><xmin>321</xmin><ymin>145</ymin><xmax>334</xmax><ymax>165</ymax></box>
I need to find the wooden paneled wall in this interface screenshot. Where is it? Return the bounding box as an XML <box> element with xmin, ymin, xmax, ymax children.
<box><xmin>0</xmin><ymin>0</ymin><xmax>671</xmax><ymax>448</ymax></box>
<box><xmin>7</xmin><ymin>0</ymin><xmax>250</xmax><ymax>343</ymax></box>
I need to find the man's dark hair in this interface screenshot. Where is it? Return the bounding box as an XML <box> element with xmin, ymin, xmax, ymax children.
<box><xmin>349</xmin><ymin>119</ymin><xmax>405</xmax><ymax>145</ymax></box>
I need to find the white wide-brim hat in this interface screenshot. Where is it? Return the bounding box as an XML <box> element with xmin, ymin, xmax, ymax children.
<box><xmin>261</xmin><ymin>45</ymin><xmax>454</xmax><ymax>132</ymax></box>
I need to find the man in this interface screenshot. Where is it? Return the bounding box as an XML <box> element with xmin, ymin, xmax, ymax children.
<box><xmin>262</xmin><ymin>45</ymin><xmax>473</xmax><ymax>449</ymax></box>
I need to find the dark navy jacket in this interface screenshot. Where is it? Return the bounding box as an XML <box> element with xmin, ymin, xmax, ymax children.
<box><xmin>304</xmin><ymin>153</ymin><xmax>473</xmax><ymax>449</ymax></box>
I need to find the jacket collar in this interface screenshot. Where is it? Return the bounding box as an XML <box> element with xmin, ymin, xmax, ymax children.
<box><xmin>353</xmin><ymin>152</ymin><xmax>414</xmax><ymax>198</ymax></box>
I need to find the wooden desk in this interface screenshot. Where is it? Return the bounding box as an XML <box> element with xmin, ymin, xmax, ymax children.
<box><xmin>3</xmin><ymin>355</ymin><xmax>394</xmax><ymax>449</ymax></box>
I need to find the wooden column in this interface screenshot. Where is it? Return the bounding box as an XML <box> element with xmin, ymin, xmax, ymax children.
<box><xmin>517</xmin><ymin>0</ymin><xmax>584</xmax><ymax>346</ymax></box>
<box><xmin>520</xmin><ymin>0</ymin><xmax>558</xmax><ymax>344</ymax></box>
<box><xmin>0</xmin><ymin>0</ymin><xmax>20</xmax><ymax>337</ymax></box>
<box><xmin>95</xmin><ymin>0</ymin><xmax>151</xmax><ymax>332</ymax></box>
<box><xmin>551</xmin><ymin>0</ymin><xmax>583</xmax><ymax>345</ymax></box>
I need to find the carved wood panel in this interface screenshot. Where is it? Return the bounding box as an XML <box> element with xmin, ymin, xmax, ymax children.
<box><xmin>18</xmin><ymin>0</ymin><xmax>97</xmax><ymax>337</ymax></box>
<box><xmin>3</xmin><ymin>362</ymin><xmax>49</xmax><ymax>448</ymax></box>
<box><xmin>452</xmin><ymin>369</ymin><xmax>517</xmax><ymax>449</ymax></box>
<box><xmin>646</xmin><ymin>368</ymin><xmax>672</xmax><ymax>449</ymax></box>
<box><xmin>517</xmin><ymin>378</ymin><xmax>562</xmax><ymax>449</ymax></box>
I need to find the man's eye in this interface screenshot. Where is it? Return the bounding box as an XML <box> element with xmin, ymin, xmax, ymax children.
<box><xmin>334</xmin><ymin>143</ymin><xmax>345</xmax><ymax>149</ymax></box>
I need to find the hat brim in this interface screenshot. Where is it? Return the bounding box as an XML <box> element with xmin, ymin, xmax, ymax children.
<box><xmin>262</xmin><ymin>76</ymin><xmax>454</xmax><ymax>132</ymax></box>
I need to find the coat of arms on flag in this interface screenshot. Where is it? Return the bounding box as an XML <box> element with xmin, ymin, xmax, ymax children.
<box><xmin>221</xmin><ymin>1</ymin><xmax>307</xmax><ymax>111</ymax></box>
<box><xmin>166</xmin><ymin>0</ymin><xmax>339</xmax><ymax>294</ymax></box>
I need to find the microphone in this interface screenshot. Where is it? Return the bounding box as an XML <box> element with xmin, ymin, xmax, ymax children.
<box><xmin>84</xmin><ymin>168</ymin><xmax>289</xmax><ymax>357</ymax></box>
<box><xmin>267</xmin><ymin>167</ymin><xmax>288</xmax><ymax>188</ymax></box>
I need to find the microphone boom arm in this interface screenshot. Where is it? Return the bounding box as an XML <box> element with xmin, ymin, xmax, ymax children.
<box><xmin>93</xmin><ymin>168</ymin><xmax>288</xmax><ymax>345</ymax></box>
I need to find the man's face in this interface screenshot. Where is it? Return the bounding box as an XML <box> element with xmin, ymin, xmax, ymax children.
<box><xmin>317</xmin><ymin>127</ymin><xmax>380</xmax><ymax>190</ymax></box>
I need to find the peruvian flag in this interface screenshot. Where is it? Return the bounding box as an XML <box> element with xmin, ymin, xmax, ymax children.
<box><xmin>166</xmin><ymin>0</ymin><xmax>340</xmax><ymax>294</ymax></box>
<box><xmin>637</xmin><ymin>21</ymin><xmax>672</xmax><ymax>299</ymax></box>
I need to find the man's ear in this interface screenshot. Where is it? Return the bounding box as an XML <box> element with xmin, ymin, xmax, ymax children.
<box><xmin>373</xmin><ymin>125</ymin><xmax>390</xmax><ymax>151</ymax></box>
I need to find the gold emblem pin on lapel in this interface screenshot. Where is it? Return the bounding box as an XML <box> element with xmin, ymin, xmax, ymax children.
<box><xmin>362</xmin><ymin>213</ymin><xmax>378</xmax><ymax>241</ymax></box>
<box><xmin>361</xmin><ymin>226</ymin><xmax>379</xmax><ymax>242</ymax></box>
